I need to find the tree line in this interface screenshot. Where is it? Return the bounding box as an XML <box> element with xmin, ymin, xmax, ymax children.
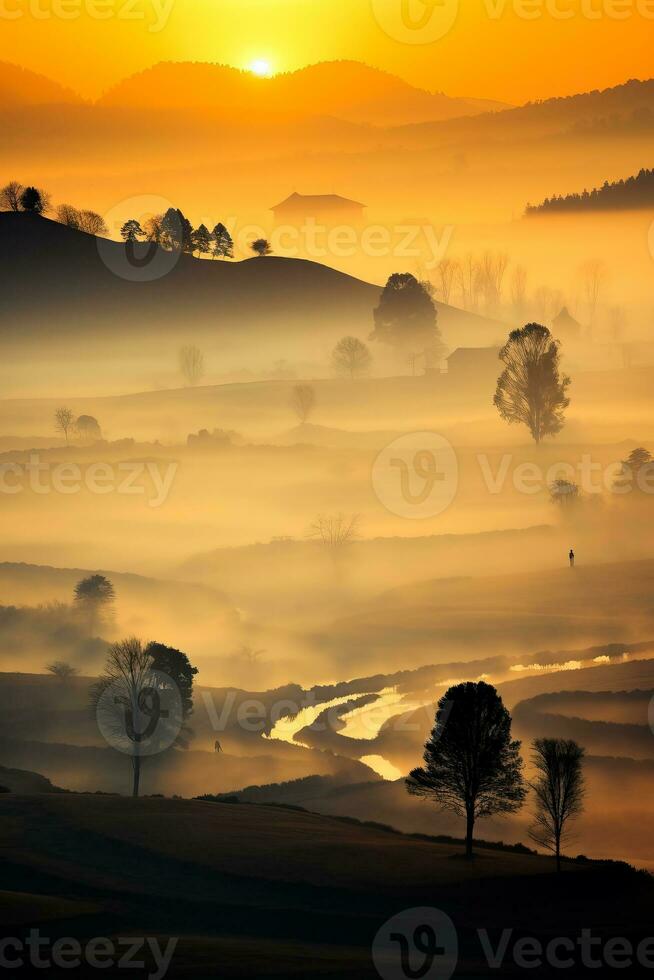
<box><xmin>526</xmin><ymin>168</ymin><xmax>654</xmax><ymax>215</ymax></box>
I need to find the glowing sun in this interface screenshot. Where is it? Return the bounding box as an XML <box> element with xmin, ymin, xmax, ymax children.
<box><xmin>249</xmin><ymin>59</ymin><xmax>272</xmax><ymax>77</ymax></box>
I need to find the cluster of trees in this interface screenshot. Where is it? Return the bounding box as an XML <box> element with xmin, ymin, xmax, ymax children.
<box><xmin>91</xmin><ymin>637</ymin><xmax>198</xmax><ymax>797</ymax></box>
<box><xmin>54</xmin><ymin>407</ymin><xmax>102</xmax><ymax>444</ymax></box>
<box><xmin>0</xmin><ymin>181</ymin><xmax>50</xmax><ymax>214</ymax></box>
<box><xmin>549</xmin><ymin>447</ymin><xmax>654</xmax><ymax>510</ymax></box>
<box><xmin>120</xmin><ymin>209</ymin><xmax>236</xmax><ymax>259</ymax></box>
<box><xmin>526</xmin><ymin>168</ymin><xmax>654</xmax><ymax>214</ymax></box>
<box><xmin>408</xmin><ymin>681</ymin><xmax>585</xmax><ymax>871</ymax></box>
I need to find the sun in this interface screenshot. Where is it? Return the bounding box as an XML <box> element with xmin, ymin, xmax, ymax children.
<box><xmin>249</xmin><ymin>59</ymin><xmax>272</xmax><ymax>78</ymax></box>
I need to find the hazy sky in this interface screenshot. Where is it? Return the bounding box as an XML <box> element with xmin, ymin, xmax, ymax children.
<box><xmin>3</xmin><ymin>0</ymin><xmax>653</xmax><ymax>102</ymax></box>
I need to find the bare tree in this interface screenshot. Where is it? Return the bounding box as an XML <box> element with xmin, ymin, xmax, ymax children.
<box><xmin>179</xmin><ymin>345</ymin><xmax>205</xmax><ymax>386</ymax></box>
<box><xmin>331</xmin><ymin>336</ymin><xmax>372</xmax><ymax>379</ymax></box>
<box><xmin>529</xmin><ymin>738</ymin><xmax>585</xmax><ymax>872</ymax></box>
<box><xmin>510</xmin><ymin>265</ymin><xmax>528</xmax><ymax>318</ymax></box>
<box><xmin>46</xmin><ymin>661</ymin><xmax>79</xmax><ymax>681</ymax></box>
<box><xmin>77</xmin><ymin>210</ymin><xmax>107</xmax><ymax>236</ymax></box>
<box><xmin>54</xmin><ymin>406</ymin><xmax>75</xmax><ymax>444</ymax></box>
<box><xmin>56</xmin><ymin>204</ymin><xmax>81</xmax><ymax>229</ymax></box>
<box><xmin>143</xmin><ymin>214</ymin><xmax>164</xmax><ymax>243</ymax></box>
<box><xmin>0</xmin><ymin>181</ymin><xmax>24</xmax><ymax>211</ymax></box>
<box><xmin>434</xmin><ymin>258</ymin><xmax>457</xmax><ymax>305</ymax></box>
<box><xmin>580</xmin><ymin>259</ymin><xmax>607</xmax><ymax>336</ymax></box>
<box><xmin>307</xmin><ymin>513</ymin><xmax>361</xmax><ymax>548</ymax></box>
<box><xmin>290</xmin><ymin>384</ymin><xmax>316</xmax><ymax>424</ymax></box>
<box><xmin>456</xmin><ymin>253</ymin><xmax>479</xmax><ymax>311</ymax></box>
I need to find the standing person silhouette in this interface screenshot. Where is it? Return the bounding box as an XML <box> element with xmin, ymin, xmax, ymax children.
<box><xmin>569</xmin><ymin>549</ymin><xmax>575</xmax><ymax>568</ymax></box>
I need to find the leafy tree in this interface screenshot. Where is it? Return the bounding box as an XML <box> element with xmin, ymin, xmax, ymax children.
<box><xmin>161</xmin><ymin>208</ymin><xmax>193</xmax><ymax>252</ymax></box>
<box><xmin>179</xmin><ymin>345</ymin><xmax>204</xmax><ymax>386</ymax></box>
<box><xmin>192</xmin><ymin>223</ymin><xmax>212</xmax><ymax>257</ymax></box>
<box><xmin>146</xmin><ymin>641</ymin><xmax>198</xmax><ymax>746</ymax></box>
<box><xmin>290</xmin><ymin>384</ymin><xmax>316</xmax><ymax>424</ymax></box>
<box><xmin>212</xmin><ymin>222</ymin><xmax>234</xmax><ymax>259</ymax></box>
<box><xmin>550</xmin><ymin>479</ymin><xmax>579</xmax><ymax>508</ymax></box>
<box><xmin>614</xmin><ymin>447</ymin><xmax>654</xmax><ymax>494</ymax></box>
<box><xmin>46</xmin><ymin>661</ymin><xmax>79</xmax><ymax>681</ymax></box>
<box><xmin>74</xmin><ymin>574</ymin><xmax>115</xmax><ymax>636</ymax></box>
<box><xmin>120</xmin><ymin>219</ymin><xmax>144</xmax><ymax>243</ymax></box>
<box><xmin>528</xmin><ymin>738</ymin><xmax>585</xmax><ymax>872</ymax></box>
<box><xmin>19</xmin><ymin>186</ymin><xmax>46</xmax><ymax>214</ymax></box>
<box><xmin>54</xmin><ymin>406</ymin><xmax>75</xmax><ymax>444</ymax></box>
<box><xmin>406</xmin><ymin>681</ymin><xmax>526</xmax><ymax>858</ymax></box>
<box><xmin>75</xmin><ymin>414</ymin><xmax>102</xmax><ymax>443</ymax></box>
<box><xmin>331</xmin><ymin>336</ymin><xmax>372</xmax><ymax>379</ymax></box>
<box><xmin>250</xmin><ymin>238</ymin><xmax>272</xmax><ymax>257</ymax></box>
<box><xmin>371</xmin><ymin>273</ymin><xmax>443</xmax><ymax>357</ymax></box>
<box><xmin>0</xmin><ymin>181</ymin><xmax>24</xmax><ymax>211</ymax></box>
<box><xmin>494</xmin><ymin>323</ymin><xmax>570</xmax><ymax>444</ymax></box>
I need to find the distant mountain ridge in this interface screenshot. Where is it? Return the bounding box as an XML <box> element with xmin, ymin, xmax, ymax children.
<box><xmin>526</xmin><ymin>167</ymin><xmax>654</xmax><ymax>214</ymax></box>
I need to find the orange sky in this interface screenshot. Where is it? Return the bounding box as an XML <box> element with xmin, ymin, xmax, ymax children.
<box><xmin>2</xmin><ymin>0</ymin><xmax>653</xmax><ymax>103</ymax></box>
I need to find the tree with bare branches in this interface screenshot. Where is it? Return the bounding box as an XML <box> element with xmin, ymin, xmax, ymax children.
<box><xmin>290</xmin><ymin>384</ymin><xmax>316</xmax><ymax>424</ymax></box>
<box><xmin>331</xmin><ymin>336</ymin><xmax>372</xmax><ymax>379</ymax></box>
<box><xmin>0</xmin><ymin>181</ymin><xmax>23</xmax><ymax>211</ymax></box>
<box><xmin>179</xmin><ymin>345</ymin><xmax>204</xmax><ymax>386</ymax></box>
<box><xmin>46</xmin><ymin>661</ymin><xmax>79</xmax><ymax>681</ymax></box>
<box><xmin>529</xmin><ymin>738</ymin><xmax>585</xmax><ymax>872</ymax></box>
<box><xmin>54</xmin><ymin>406</ymin><xmax>75</xmax><ymax>444</ymax></box>
<box><xmin>307</xmin><ymin>513</ymin><xmax>361</xmax><ymax>548</ymax></box>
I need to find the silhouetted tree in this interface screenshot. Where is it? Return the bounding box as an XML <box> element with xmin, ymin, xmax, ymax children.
<box><xmin>179</xmin><ymin>345</ymin><xmax>204</xmax><ymax>386</ymax></box>
<box><xmin>46</xmin><ymin>661</ymin><xmax>79</xmax><ymax>681</ymax></box>
<box><xmin>212</xmin><ymin>222</ymin><xmax>234</xmax><ymax>259</ymax></box>
<box><xmin>19</xmin><ymin>186</ymin><xmax>46</xmax><ymax>214</ymax></box>
<box><xmin>290</xmin><ymin>384</ymin><xmax>316</xmax><ymax>424</ymax></box>
<box><xmin>0</xmin><ymin>181</ymin><xmax>23</xmax><ymax>211</ymax></box>
<box><xmin>550</xmin><ymin>479</ymin><xmax>579</xmax><ymax>508</ymax></box>
<box><xmin>91</xmin><ymin>637</ymin><xmax>197</xmax><ymax>797</ymax></box>
<box><xmin>146</xmin><ymin>641</ymin><xmax>198</xmax><ymax>748</ymax></box>
<box><xmin>162</xmin><ymin>208</ymin><xmax>193</xmax><ymax>252</ymax></box>
<box><xmin>56</xmin><ymin>204</ymin><xmax>81</xmax><ymax>228</ymax></box>
<box><xmin>74</xmin><ymin>574</ymin><xmax>115</xmax><ymax>636</ymax></box>
<box><xmin>331</xmin><ymin>336</ymin><xmax>372</xmax><ymax>379</ymax></box>
<box><xmin>406</xmin><ymin>681</ymin><xmax>526</xmax><ymax>858</ymax></box>
<box><xmin>494</xmin><ymin>323</ymin><xmax>570</xmax><ymax>444</ymax></box>
<box><xmin>75</xmin><ymin>415</ymin><xmax>102</xmax><ymax>443</ymax></box>
<box><xmin>614</xmin><ymin>446</ymin><xmax>654</xmax><ymax>494</ymax></box>
<box><xmin>528</xmin><ymin>738</ymin><xmax>585</xmax><ymax>872</ymax></box>
<box><xmin>143</xmin><ymin>214</ymin><xmax>164</xmax><ymax>243</ymax></box>
<box><xmin>372</xmin><ymin>273</ymin><xmax>444</xmax><ymax>362</ymax></box>
<box><xmin>54</xmin><ymin>406</ymin><xmax>75</xmax><ymax>444</ymax></box>
<box><xmin>121</xmin><ymin>219</ymin><xmax>144</xmax><ymax>243</ymax></box>
<box><xmin>192</xmin><ymin>223</ymin><xmax>212</xmax><ymax>257</ymax></box>
<box><xmin>250</xmin><ymin>238</ymin><xmax>272</xmax><ymax>257</ymax></box>
<box><xmin>308</xmin><ymin>513</ymin><xmax>361</xmax><ymax>548</ymax></box>
<box><xmin>77</xmin><ymin>210</ymin><xmax>107</xmax><ymax>235</ymax></box>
